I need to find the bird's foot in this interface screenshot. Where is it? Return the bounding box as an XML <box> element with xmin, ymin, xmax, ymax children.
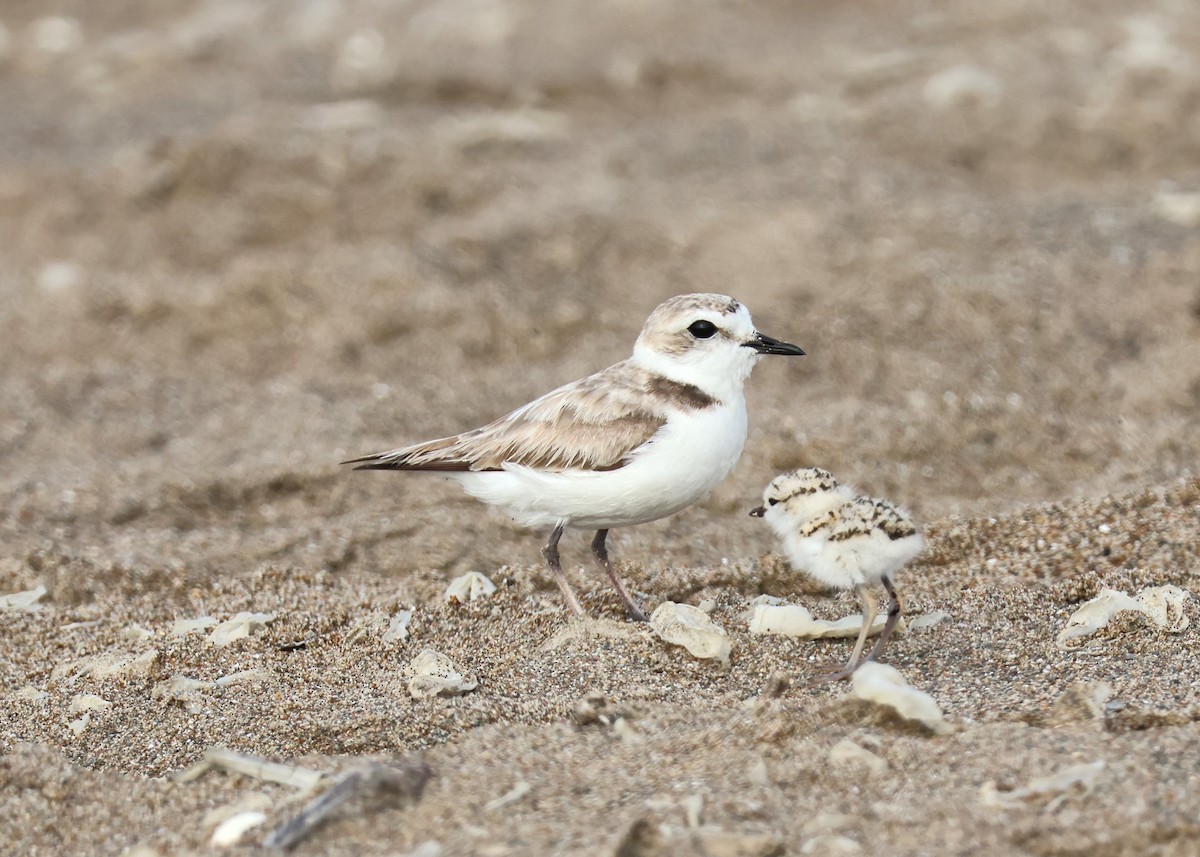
<box><xmin>623</xmin><ymin>602</ymin><xmax>649</xmax><ymax>623</ymax></box>
<box><xmin>804</xmin><ymin>660</ymin><xmax>858</xmax><ymax>687</ymax></box>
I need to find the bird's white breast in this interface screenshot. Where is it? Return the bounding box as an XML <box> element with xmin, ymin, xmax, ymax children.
<box><xmin>784</xmin><ymin>529</ymin><xmax>925</xmax><ymax>589</ymax></box>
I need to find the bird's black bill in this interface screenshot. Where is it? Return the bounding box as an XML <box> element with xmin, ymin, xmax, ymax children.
<box><xmin>749</xmin><ymin>505</ymin><xmax>766</xmax><ymax>517</ymax></box>
<box><xmin>744</xmin><ymin>333</ymin><xmax>805</xmax><ymax>356</ymax></box>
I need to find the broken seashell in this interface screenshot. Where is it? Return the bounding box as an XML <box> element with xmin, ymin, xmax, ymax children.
<box><xmin>202</xmin><ymin>793</ymin><xmax>273</xmax><ymax>830</ymax></box>
<box><xmin>208</xmin><ymin>612</ymin><xmax>276</xmax><ymax>646</ymax></box>
<box><xmin>540</xmin><ymin>617</ymin><xmax>649</xmax><ymax>652</ymax></box>
<box><xmin>13</xmin><ymin>687</ymin><xmax>50</xmax><ymax>703</ymax></box>
<box><xmin>612</xmin><ymin>717</ymin><xmax>640</xmax><ymax>745</ymax></box>
<box><xmin>172</xmin><ymin>616</ymin><xmax>218</xmax><ymax>637</ymax></box>
<box><xmin>404</xmin><ymin>648</ymin><xmax>477</xmax><ymax>699</ymax></box>
<box><xmin>829</xmin><ymin>738</ymin><xmax>888</xmax><ymax>776</ymax></box>
<box><xmin>173</xmin><ymin>747</ymin><xmax>323</xmax><ymax>790</ymax></box>
<box><xmin>981</xmin><ymin>760</ymin><xmax>1104</xmax><ymax>812</ymax></box>
<box><xmin>801</xmin><ymin>834</ymin><xmax>863</xmax><ymax>854</ymax></box>
<box><xmin>748</xmin><ymin>602</ymin><xmax>890</xmax><ymax>639</ymax></box>
<box><xmin>444</xmin><ymin>572</ymin><xmax>497</xmax><ymax>603</ymax></box>
<box><xmin>483</xmin><ymin>781</ymin><xmax>531</xmax><ymax>812</ymax></box>
<box><xmin>215</xmin><ymin>669</ymin><xmax>273</xmax><ymax>688</ymax></box>
<box><xmin>907</xmin><ymin>611</ymin><xmax>949</xmax><ymax>631</ymax></box>
<box><xmin>152</xmin><ymin>676</ymin><xmax>214</xmax><ymax>701</ymax></box>
<box><xmin>1044</xmin><ymin>681</ymin><xmax>1112</xmax><ymax>728</ymax></box>
<box><xmin>851</xmin><ymin>662</ymin><xmax>951</xmax><ymax>735</ymax></box>
<box><xmin>801</xmin><ymin>812</ymin><xmax>857</xmax><ymax>835</ymax></box>
<box><xmin>51</xmin><ymin>649</ymin><xmax>158</xmax><ymax>682</ymax></box>
<box><xmin>69</xmin><ymin>694</ymin><xmax>112</xmax><ymax>714</ymax></box>
<box><xmin>650</xmin><ymin>602</ymin><xmax>730</xmax><ymax>664</ymax></box>
<box><xmin>383</xmin><ymin>609</ymin><xmax>413</xmax><ymax>642</ymax></box>
<box><xmin>1136</xmin><ymin>585</ymin><xmax>1191</xmax><ymax>632</ymax></box>
<box><xmin>210</xmin><ymin>811</ymin><xmax>268</xmax><ymax>847</ymax></box>
<box><xmin>1057</xmin><ymin>586</ymin><xmax>1191</xmax><ymax>649</ymax></box>
<box><xmin>0</xmin><ymin>584</ymin><xmax>47</xmax><ymax>611</ymax></box>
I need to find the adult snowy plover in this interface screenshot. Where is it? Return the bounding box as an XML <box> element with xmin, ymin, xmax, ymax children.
<box><xmin>750</xmin><ymin>468</ymin><xmax>924</xmax><ymax>683</ymax></box>
<box><xmin>347</xmin><ymin>294</ymin><xmax>804</xmax><ymax>621</ymax></box>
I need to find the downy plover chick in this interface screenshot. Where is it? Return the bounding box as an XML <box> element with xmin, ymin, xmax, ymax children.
<box><xmin>347</xmin><ymin>294</ymin><xmax>804</xmax><ymax>621</ymax></box>
<box><xmin>750</xmin><ymin>468</ymin><xmax>924</xmax><ymax>683</ymax></box>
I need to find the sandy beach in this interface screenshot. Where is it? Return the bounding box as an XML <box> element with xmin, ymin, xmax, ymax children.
<box><xmin>2</xmin><ymin>1</ymin><xmax>1200</xmax><ymax>854</ymax></box>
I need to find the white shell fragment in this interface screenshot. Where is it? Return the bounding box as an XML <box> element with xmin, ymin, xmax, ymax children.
<box><xmin>152</xmin><ymin>676</ymin><xmax>213</xmax><ymax>701</ymax></box>
<box><xmin>0</xmin><ymin>584</ymin><xmax>47</xmax><ymax>611</ymax></box>
<box><xmin>540</xmin><ymin>618</ymin><xmax>650</xmax><ymax>652</ymax></box>
<box><xmin>1137</xmin><ymin>586</ymin><xmax>1191</xmax><ymax>631</ymax></box>
<box><xmin>52</xmin><ymin>649</ymin><xmax>159</xmax><ymax>682</ymax></box>
<box><xmin>31</xmin><ymin>16</ymin><xmax>84</xmax><ymax>55</ymax></box>
<box><xmin>69</xmin><ymin>694</ymin><xmax>113</xmax><ymax>713</ymax></box>
<box><xmin>302</xmin><ymin>99</ymin><xmax>385</xmax><ymax>132</ymax></box>
<box><xmin>439</xmin><ymin>108</ymin><xmax>569</xmax><ymax>149</ymax></box>
<box><xmin>907</xmin><ymin>611</ymin><xmax>950</xmax><ymax>632</ymax></box>
<box><xmin>483</xmin><ymin>781</ymin><xmax>531</xmax><ymax>812</ymax></box>
<box><xmin>215</xmin><ymin>669</ymin><xmax>273</xmax><ymax>688</ymax></box>
<box><xmin>1056</xmin><ymin>586</ymin><xmax>1191</xmax><ymax>649</ymax></box>
<box><xmin>443</xmin><ymin>572</ymin><xmax>496</xmax><ymax>603</ymax></box>
<box><xmin>202</xmin><ymin>794</ymin><xmax>273</xmax><ymax>830</ymax></box>
<box><xmin>1152</xmin><ymin>190</ymin><xmax>1200</xmax><ymax>227</ymax></box>
<box><xmin>122</xmin><ymin>624</ymin><xmax>154</xmax><ymax>641</ymax></box>
<box><xmin>829</xmin><ymin>738</ymin><xmax>889</xmax><ymax>777</ymax></box>
<box><xmin>173</xmin><ymin>747</ymin><xmax>323</xmax><ymax>790</ymax></box>
<box><xmin>121</xmin><ymin>649</ymin><xmax>160</xmax><ymax>676</ymax></box>
<box><xmin>748</xmin><ymin>602</ymin><xmax>890</xmax><ymax>639</ymax></box>
<box><xmin>405</xmin><ymin>648</ymin><xmax>478</xmax><ymax>699</ymax></box>
<box><xmin>851</xmin><ymin>663</ymin><xmax>952</xmax><ymax>735</ymax></box>
<box><xmin>210</xmin><ymin>811</ymin><xmax>268</xmax><ymax>847</ymax></box>
<box><xmin>14</xmin><ymin>687</ymin><xmax>50</xmax><ymax>703</ymax></box>
<box><xmin>612</xmin><ymin>717</ymin><xmax>640</xmax><ymax>745</ymax></box>
<box><xmin>981</xmin><ymin>761</ymin><xmax>1105</xmax><ymax>812</ymax></box>
<box><xmin>172</xmin><ymin>616</ymin><xmax>218</xmax><ymax>637</ymax></box>
<box><xmin>650</xmin><ymin>602</ymin><xmax>731</xmax><ymax>664</ymax></box>
<box><xmin>383</xmin><ymin>610</ymin><xmax>413</xmax><ymax>643</ymax></box>
<box><xmin>922</xmin><ymin>64</ymin><xmax>1004</xmax><ymax>110</ymax></box>
<box><xmin>207</xmin><ymin>612</ymin><xmax>276</xmax><ymax>646</ymax></box>
<box><xmin>801</xmin><ymin>835</ymin><xmax>863</xmax><ymax>855</ymax></box>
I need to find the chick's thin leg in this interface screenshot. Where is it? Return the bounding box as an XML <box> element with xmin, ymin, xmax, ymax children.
<box><xmin>807</xmin><ymin>583</ymin><xmax>877</xmax><ymax>686</ymax></box>
<box><xmin>862</xmin><ymin>574</ymin><xmax>902</xmax><ymax>664</ymax></box>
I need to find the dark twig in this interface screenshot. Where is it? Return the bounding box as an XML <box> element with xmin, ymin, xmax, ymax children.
<box><xmin>264</xmin><ymin>760</ymin><xmax>432</xmax><ymax>850</ymax></box>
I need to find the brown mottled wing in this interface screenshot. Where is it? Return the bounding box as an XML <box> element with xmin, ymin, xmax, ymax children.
<box><xmin>828</xmin><ymin>498</ymin><xmax>917</xmax><ymax>542</ymax></box>
<box><xmin>876</xmin><ymin>505</ymin><xmax>918</xmax><ymax>541</ymax></box>
<box><xmin>345</xmin><ymin>362</ymin><xmax>668</xmax><ymax>473</ymax></box>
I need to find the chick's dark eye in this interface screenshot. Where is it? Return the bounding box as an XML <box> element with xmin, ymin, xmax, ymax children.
<box><xmin>688</xmin><ymin>320</ymin><xmax>717</xmax><ymax>339</ymax></box>
<box><xmin>768</xmin><ymin>498</ymin><xmax>779</xmax><ymax>506</ymax></box>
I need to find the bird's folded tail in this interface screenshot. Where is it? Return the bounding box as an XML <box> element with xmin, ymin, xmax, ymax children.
<box><xmin>341</xmin><ymin>437</ymin><xmax>480</xmax><ymax>472</ymax></box>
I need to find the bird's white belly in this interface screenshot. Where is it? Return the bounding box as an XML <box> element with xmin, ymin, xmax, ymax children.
<box><xmin>451</xmin><ymin>400</ymin><xmax>748</xmax><ymax>530</ymax></box>
<box><xmin>787</xmin><ymin>530</ymin><xmax>925</xmax><ymax>590</ymax></box>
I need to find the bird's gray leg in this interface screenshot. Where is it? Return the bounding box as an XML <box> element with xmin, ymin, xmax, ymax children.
<box><xmin>862</xmin><ymin>574</ymin><xmax>902</xmax><ymax>664</ymax></box>
<box><xmin>807</xmin><ymin>583</ymin><xmax>877</xmax><ymax>686</ymax></box>
<box><xmin>542</xmin><ymin>524</ymin><xmax>586</xmax><ymax>617</ymax></box>
<box><xmin>845</xmin><ymin>583</ymin><xmax>878</xmax><ymax>672</ymax></box>
<box><xmin>591</xmin><ymin>529</ymin><xmax>648</xmax><ymax>622</ymax></box>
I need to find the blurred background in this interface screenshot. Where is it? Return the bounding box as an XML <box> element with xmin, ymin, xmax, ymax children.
<box><xmin>2</xmin><ymin>0</ymin><xmax>1199</xmax><ymax>589</ymax></box>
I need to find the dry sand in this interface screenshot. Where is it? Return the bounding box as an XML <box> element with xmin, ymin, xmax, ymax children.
<box><xmin>2</xmin><ymin>0</ymin><xmax>1200</xmax><ymax>854</ymax></box>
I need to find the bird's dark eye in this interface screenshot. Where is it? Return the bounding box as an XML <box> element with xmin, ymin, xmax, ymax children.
<box><xmin>688</xmin><ymin>320</ymin><xmax>717</xmax><ymax>339</ymax></box>
<box><xmin>768</xmin><ymin>498</ymin><xmax>779</xmax><ymax>506</ymax></box>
